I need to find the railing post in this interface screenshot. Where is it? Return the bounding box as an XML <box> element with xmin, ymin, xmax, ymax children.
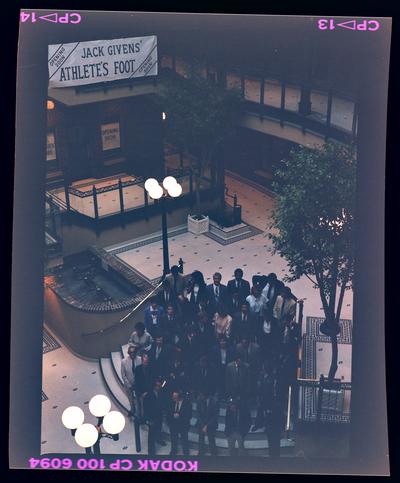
<box><xmin>298</xmin><ymin>86</ymin><xmax>312</xmax><ymax>116</ymax></box>
<box><xmin>49</xmin><ymin>200</ymin><xmax>57</xmax><ymax>236</ymax></box>
<box><xmin>118</xmin><ymin>177</ymin><xmax>124</xmax><ymax>213</ymax></box>
<box><xmin>352</xmin><ymin>101</ymin><xmax>358</xmax><ymax>137</ymax></box>
<box><xmin>260</xmin><ymin>77</ymin><xmax>265</xmax><ymax>118</ymax></box>
<box><xmin>326</xmin><ymin>90</ymin><xmax>333</xmax><ymax>128</ymax></box>
<box><xmin>134</xmin><ymin>417</ymin><xmax>141</xmax><ymax>453</ymax></box>
<box><xmin>189</xmin><ymin>169</ymin><xmax>193</xmax><ymax>194</ymax></box>
<box><xmin>298</xmin><ymin>300</ymin><xmax>304</xmax><ymax>336</ymax></box>
<box><xmin>93</xmin><ymin>185</ymin><xmax>99</xmax><ymax>219</ymax></box>
<box><xmin>316</xmin><ymin>374</ymin><xmax>325</xmax><ymax>423</ymax></box>
<box><xmin>64</xmin><ymin>183</ymin><xmax>71</xmax><ymax>211</ymax></box>
<box><xmin>280</xmin><ymin>81</ymin><xmax>286</xmax><ymax>126</ymax></box>
<box><xmin>144</xmin><ymin>188</ymin><xmax>149</xmax><ymax>220</ymax></box>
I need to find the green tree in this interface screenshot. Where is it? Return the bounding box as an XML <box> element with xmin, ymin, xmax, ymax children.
<box><xmin>269</xmin><ymin>141</ymin><xmax>356</xmax><ymax>383</ymax></box>
<box><xmin>157</xmin><ymin>60</ymin><xmax>244</xmax><ymax>212</ymax></box>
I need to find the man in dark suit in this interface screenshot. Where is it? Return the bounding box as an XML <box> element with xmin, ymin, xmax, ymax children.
<box><xmin>134</xmin><ymin>353</ymin><xmax>154</xmax><ymax>421</ymax></box>
<box><xmin>265</xmin><ymin>397</ymin><xmax>286</xmax><ymax>457</ymax></box>
<box><xmin>236</xmin><ymin>336</ymin><xmax>261</xmax><ymax>371</ymax></box>
<box><xmin>196</xmin><ymin>391</ymin><xmax>219</xmax><ymax>456</ymax></box>
<box><xmin>165</xmin><ymin>352</ymin><xmax>189</xmax><ymax>395</ymax></box>
<box><xmin>143</xmin><ymin>298</ymin><xmax>165</xmax><ymax>337</ymax></box>
<box><xmin>252</xmin><ymin>362</ymin><xmax>277</xmax><ymax>431</ymax></box>
<box><xmin>227</xmin><ymin>291</ymin><xmax>242</xmax><ymax>316</ymax></box>
<box><xmin>143</xmin><ymin>378</ymin><xmax>167</xmax><ymax>455</ymax></box>
<box><xmin>192</xmin><ymin>354</ymin><xmax>217</xmax><ymax>397</ymax></box>
<box><xmin>166</xmin><ymin>390</ymin><xmax>192</xmax><ymax>456</ymax></box>
<box><xmin>148</xmin><ymin>335</ymin><xmax>173</xmax><ymax>379</ymax></box>
<box><xmin>179</xmin><ymin>326</ymin><xmax>202</xmax><ymax>375</ymax></box>
<box><xmin>157</xmin><ymin>279</ymin><xmax>177</xmax><ymax>310</ymax></box>
<box><xmin>224</xmin><ymin>398</ymin><xmax>252</xmax><ymax>456</ymax></box>
<box><xmin>195</xmin><ymin>310</ymin><xmax>215</xmax><ymax>350</ymax></box>
<box><xmin>225</xmin><ymin>355</ymin><xmax>250</xmax><ymax>400</ymax></box>
<box><xmin>165</xmin><ymin>265</ymin><xmax>186</xmax><ymax>297</ymax></box>
<box><xmin>227</xmin><ymin>268</ymin><xmax>251</xmax><ymax>304</ymax></box>
<box><xmin>206</xmin><ymin>272</ymin><xmax>229</xmax><ymax>315</ymax></box>
<box><xmin>160</xmin><ymin>304</ymin><xmax>184</xmax><ymax>345</ymax></box>
<box><xmin>210</xmin><ymin>337</ymin><xmax>235</xmax><ymax>399</ymax></box>
<box><xmin>231</xmin><ymin>301</ymin><xmax>258</xmax><ymax>343</ymax></box>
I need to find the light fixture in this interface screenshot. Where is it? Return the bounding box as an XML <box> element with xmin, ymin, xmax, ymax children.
<box><xmin>148</xmin><ymin>184</ymin><xmax>164</xmax><ymax>200</ymax></box>
<box><xmin>47</xmin><ymin>100</ymin><xmax>55</xmax><ymax>110</ymax></box>
<box><xmin>167</xmin><ymin>183</ymin><xmax>183</xmax><ymax>198</ymax></box>
<box><xmin>74</xmin><ymin>423</ymin><xmax>99</xmax><ymax>448</ymax></box>
<box><xmin>89</xmin><ymin>394</ymin><xmax>111</xmax><ymax>418</ymax></box>
<box><xmin>144</xmin><ymin>178</ymin><xmax>159</xmax><ymax>192</ymax></box>
<box><xmin>102</xmin><ymin>411</ymin><xmax>126</xmax><ymax>435</ymax></box>
<box><xmin>61</xmin><ymin>406</ymin><xmax>85</xmax><ymax>430</ymax></box>
<box><xmin>162</xmin><ymin>111</ymin><xmax>167</xmax><ymax>120</ymax></box>
<box><xmin>162</xmin><ymin>176</ymin><xmax>177</xmax><ymax>190</ymax></box>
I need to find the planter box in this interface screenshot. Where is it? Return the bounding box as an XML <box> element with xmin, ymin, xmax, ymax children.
<box><xmin>187</xmin><ymin>214</ymin><xmax>209</xmax><ymax>235</ymax></box>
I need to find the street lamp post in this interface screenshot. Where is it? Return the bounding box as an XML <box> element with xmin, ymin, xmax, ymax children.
<box><xmin>144</xmin><ymin>176</ymin><xmax>183</xmax><ymax>277</ymax></box>
<box><xmin>61</xmin><ymin>394</ymin><xmax>126</xmax><ymax>455</ymax></box>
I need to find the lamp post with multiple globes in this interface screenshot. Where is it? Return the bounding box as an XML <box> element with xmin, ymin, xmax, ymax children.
<box><xmin>144</xmin><ymin>176</ymin><xmax>183</xmax><ymax>276</ymax></box>
<box><xmin>61</xmin><ymin>394</ymin><xmax>126</xmax><ymax>455</ymax></box>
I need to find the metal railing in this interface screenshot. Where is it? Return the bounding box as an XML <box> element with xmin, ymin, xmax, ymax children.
<box><xmin>297</xmin><ymin>377</ymin><xmax>352</xmax><ymax>424</ymax></box>
<box><xmin>47</xmin><ymin>168</ymin><xmax>200</xmax><ymax>220</ymax></box>
<box><xmin>160</xmin><ymin>53</ymin><xmax>358</xmax><ymax>141</ymax></box>
<box><xmin>81</xmin><ymin>280</ymin><xmax>164</xmax><ymax>338</ymax></box>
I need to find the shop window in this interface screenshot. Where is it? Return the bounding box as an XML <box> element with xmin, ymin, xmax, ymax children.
<box><xmin>46</xmin><ymin>132</ymin><xmax>58</xmax><ymax>170</ymax></box>
<box><xmin>101</xmin><ymin>121</ymin><xmax>121</xmax><ymax>152</ymax></box>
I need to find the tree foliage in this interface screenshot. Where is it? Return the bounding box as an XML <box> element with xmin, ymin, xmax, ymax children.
<box><xmin>156</xmin><ymin>62</ymin><xmax>244</xmax><ymax>211</ymax></box>
<box><xmin>269</xmin><ymin>141</ymin><xmax>356</xmax><ymax>380</ymax></box>
<box><xmin>157</xmin><ymin>61</ymin><xmax>244</xmax><ymax>161</ymax></box>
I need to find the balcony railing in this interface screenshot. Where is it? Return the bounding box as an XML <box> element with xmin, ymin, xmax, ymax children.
<box><xmin>46</xmin><ymin>167</ymin><xmax>213</xmax><ymax>220</ymax></box>
<box><xmin>160</xmin><ymin>53</ymin><xmax>358</xmax><ymax>143</ymax></box>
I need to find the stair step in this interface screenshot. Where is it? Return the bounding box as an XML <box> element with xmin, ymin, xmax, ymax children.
<box><xmin>111</xmin><ymin>350</ymin><xmax>124</xmax><ymax>386</ymax></box>
<box><xmin>100</xmin><ymin>353</ymin><xmax>296</xmax><ymax>452</ymax></box>
<box><xmin>157</xmin><ymin>422</ymin><xmax>294</xmax><ymax>449</ymax></box>
<box><xmin>99</xmin><ymin>357</ymin><xmax>130</xmax><ymax>413</ymax></box>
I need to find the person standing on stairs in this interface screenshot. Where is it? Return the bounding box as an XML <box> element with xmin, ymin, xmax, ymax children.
<box><xmin>120</xmin><ymin>344</ymin><xmax>140</xmax><ymax>417</ymax></box>
<box><xmin>166</xmin><ymin>390</ymin><xmax>192</xmax><ymax>456</ymax></box>
<box><xmin>143</xmin><ymin>378</ymin><xmax>167</xmax><ymax>455</ymax></box>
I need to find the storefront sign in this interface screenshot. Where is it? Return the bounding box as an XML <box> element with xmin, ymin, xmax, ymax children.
<box><xmin>101</xmin><ymin>122</ymin><xmax>120</xmax><ymax>151</ymax></box>
<box><xmin>48</xmin><ymin>36</ymin><xmax>157</xmax><ymax>88</ymax></box>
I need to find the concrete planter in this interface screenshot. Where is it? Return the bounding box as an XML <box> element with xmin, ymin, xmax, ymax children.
<box><xmin>187</xmin><ymin>214</ymin><xmax>209</xmax><ymax>234</ymax></box>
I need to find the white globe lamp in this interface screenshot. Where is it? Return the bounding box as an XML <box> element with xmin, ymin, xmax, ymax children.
<box><xmin>88</xmin><ymin>394</ymin><xmax>111</xmax><ymax>418</ymax></box>
<box><xmin>74</xmin><ymin>423</ymin><xmax>99</xmax><ymax>448</ymax></box>
<box><xmin>144</xmin><ymin>178</ymin><xmax>159</xmax><ymax>192</ymax></box>
<box><xmin>102</xmin><ymin>411</ymin><xmax>126</xmax><ymax>435</ymax></box>
<box><xmin>162</xmin><ymin>176</ymin><xmax>177</xmax><ymax>191</ymax></box>
<box><xmin>168</xmin><ymin>183</ymin><xmax>183</xmax><ymax>198</ymax></box>
<box><xmin>61</xmin><ymin>406</ymin><xmax>85</xmax><ymax>430</ymax></box>
<box><xmin>148</xmin><ymin>184</ymin><xmax>164</xmax><ymax>200</ymax></box>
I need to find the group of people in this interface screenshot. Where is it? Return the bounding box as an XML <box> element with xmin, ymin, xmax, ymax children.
<box><xmin>121</xmin><ymin>265</ymin><xmax>301</xmax><ymax>456</ymax></box>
